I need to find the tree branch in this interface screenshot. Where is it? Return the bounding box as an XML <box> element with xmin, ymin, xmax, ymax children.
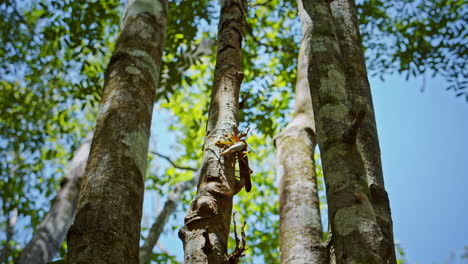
<box><xmin>151</xmin><ymin>152</ymin><xmax>197</xmax><ymax>172</ymax></box>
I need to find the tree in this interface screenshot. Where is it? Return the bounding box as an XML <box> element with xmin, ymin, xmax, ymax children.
<box><xmin>13</xmin><ymin>31</ymin><xmax>215</xmax><ymax>264</ymax></box>
<box><xmin>1</xmin><ymin>1</ymin><xmax>120</xmax><ymax>260</ymax></box>
<box><xmin>178</xmin><ymin>0</ymin><xmax>248</xmax><ymax>262</ymax></box>
<box><xmin>274</xmin><ymin>9</ymin><xmax>328</xmax><ymax>262</ymax></box>
<box><xmin>302</xmin><ymin>0</ymin><xmax>392</xmax><ymax>262</ymax></box>
<box><xmin>66</xmin><ymin>0</ymin><xmax>168</xmax><ymax>263</ymax></box>
<box><xmin>331</xmin><ymin>0</ymin><xmax>395</xmax><ymax>261</ymax></box>
<box><xmin>16</xmin><ymin>134</ymin><xmax>91</xmax><ymax>264</ymax></box>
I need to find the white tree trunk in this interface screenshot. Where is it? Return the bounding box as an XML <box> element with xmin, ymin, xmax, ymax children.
<box><xmin>16</xmin><ymin>134</ymin><xmax>91</xmax><ymax>264</ymax></box>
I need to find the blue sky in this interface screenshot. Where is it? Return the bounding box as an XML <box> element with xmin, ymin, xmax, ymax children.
<box><xmin>371</xmin><ymin>74</ymin><xmax>468</xmax><ymax>264</ymax></box>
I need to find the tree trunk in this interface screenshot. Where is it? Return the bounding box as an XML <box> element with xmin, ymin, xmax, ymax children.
<box><xmin>66</xmin><ymin>0</ymin><xmax>167</xmax><ymax>263</ymax></box>
<box><xmin>0</xmin><ymin>209</ymin><xmax>17</xmax><ymax>264</ymax></box>
<box><xmin>274</xmin><ymin>5</ymin><xmax>327</xmax><ymax>262</ymax></box>
<box><xmin>1</xmin><ymin>151</ymin><xmax>20</xmax><ymax>263</ymax></box>
<box><xmin>140</xmin><ymin>168</ymin><xmax>198</xmax><ymax>264</ymax></box>
<box><xmin>16</xmin><ymin>134</ymin><xmax>91</xmax><ymax>264</ymax></box>
<box><xmin>330</xmin><ymin>1</ymin><xmax>396</xmax><ymax>262</ymax></box>
<box><xmin>301</xmin><ymin>0</ymin><xmax>387</xmax><ymax>263</ymax></box>
<box><xmin>178</xmin><ymin>0</ymin><xmax>247</xmax><ymax>263</ymax></box>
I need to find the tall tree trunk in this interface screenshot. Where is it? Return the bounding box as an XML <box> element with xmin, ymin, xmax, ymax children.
<box><xmin>67</xmin><ymin>0</ymin><xmax>167</xmax><ymax>263</ymax></box>
<box><xmin>17</xmin><ymin>22</ymin><xmax>208</xmax><ymax>264</ymax></box>
<box><xmin>16</xmin><ymin>134</ymin><xmax>91</xmax><ymax>264</ymax></box>
<box><xmin>274</xmin><ymin>5</ymin><xmax>327</xmax><ymax>262</ymax></box>
<box><xmin>178</xmin><ymin>0</ymin><xmax>247</xmax><ymax>263</ymax></box>
<box><xmin>301</xmin><ymin>0</ymin><xmax>387</xmax><ymax>263</ymax></box>
<box><xmin>330</xmin><ymin>1</ymin><xmax>396</xmax><ymax>262</ymax></box>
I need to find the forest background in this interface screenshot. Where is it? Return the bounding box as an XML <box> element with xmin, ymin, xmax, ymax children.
<box><xmin>0</xmin><ymin>0</ymin><xmax>467</xmax><ymax>263</ymax></box>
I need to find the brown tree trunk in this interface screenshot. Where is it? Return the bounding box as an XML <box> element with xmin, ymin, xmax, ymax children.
<box><xmin>274</xmin><ymin>4</ymin><xmax>327</xmax><ymax>261</ymax></box>
<box><xmin>301</xmin><ymin>0</ymin><xmax>387</xmax><ymax>263</ymax></box>
<box><xmin>66</xmin><ymin>0</ymin><xmax>167</xmax><ymax>263</ymax></box>
<box><xmin>330</xmin><ymin>1</ymin><xmax>396</xmax><ymax>262</ymax></box>
<box><xmin>178</xmin><ymin>0</ymin><xmax>247</xmax><ymax>263</ymax></box>
<box><xmin>16</xmin><ymin>134</ymin><xmax>91</xmax><ymax>264</ymax></box>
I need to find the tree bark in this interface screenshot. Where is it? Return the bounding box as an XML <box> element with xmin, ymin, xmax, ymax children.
<box><xmin>274</xmin><ymin>5</ymin><xmax>327</xmax><ymax>262</ymax></box>
<box><xmin>16</xmin><ymin>134</ymin><xmax>91</xmax><ymax>264</ymax></box>
<box><xmin>66</xmin><ymin>0</ymin><xmax>167</xmax><ymax>263</ymax></box>
<box><xmin>178</xmin><ymin>0</ymin><xmax>247</xmax><ymax>263</ymax></box>
<box><xmin>330</xmin><ymin>1</ymin><xmax>396</xmax><ymax>262</ymax></box>
<box><xmin>301</xmin><ymin>0</ymin><xmax>387</xmax><ymax>263</ymax></box>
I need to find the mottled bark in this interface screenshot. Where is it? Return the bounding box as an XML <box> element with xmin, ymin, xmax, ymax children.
<box><xmin>66</xmin><ymin>0</ymin><xmax>167</xmax><ymax>263</ymax></box>
<box><xmin>330</xmin><ymin>1</ymin><xmax>396</xmax><ymax>262</ymax></box>
<box><xmin>178</xmin><ymin>0</ymin><xmax>247</xmax><ymax>263</ymax></box>
<box><xmin>274</xmin><ymin>7</ymin><xmax>327</xmax><ymax>262</ymax></box>
<box><xmin>301</xmin><ymin>0</ymin><xmax>387</xmax><ymax>263</ymax></box>
<box><xmin>16</xmin><ymin>135</ymin><xmax>91</xmax><ymax>264</ymax></box>
<box><xmin>140</xmin><ymin>168</ymin><xmax>198</xmax><ymax>264</ymax></box>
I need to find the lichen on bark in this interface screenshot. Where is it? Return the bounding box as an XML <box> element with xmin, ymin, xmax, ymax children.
<box><xmin>301</xmin><ymin>0</ymin><xmax>388</xmax><ymax>263</ymax></box>
<box><xmin>331</xmin><ymin>0</ymin><xmax>396</xmax><ymax>262</ymax></box>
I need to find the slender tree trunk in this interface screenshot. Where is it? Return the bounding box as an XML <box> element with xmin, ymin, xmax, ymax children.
<box><xmin>330</xmin><ymin>1</ymin><xmax>396</xmax><ymax>262</ymax></box>
<box><xmin>178</xmin><ymin>1</ymin><xmax>247</xmax><ymax>263</ymax></box>
<box><xmin>274</xmin><ymin>7</ymin><xmax>327</xmax><ymax>262</ymax></box>
<box><xmin>16</xmin><ymin>134</ymin><xmax>91</xmax><ymax>264</ymax></box>
<box><xmin>140</xmin><ymin>167</ymin><xmax>198</xmax><ymax>264</ymax></box>
<box><xmin>1</xmin><ymin>151</ymin><xmax>20</xmax><ymax>263</ymax></box>
<box><xmin>67</xmin><ymin>0</ymin><xmax>167</xmax><ymax>263</ymax></box>
<box><xmin>301</xmin><ymin>0</ymin><xmax>387</xmax><ymax>263</ymax></box>
<box><xmin>0</xmin><ymin>208</ymin><xmax>17</xmax><ymax>264</ymax></box>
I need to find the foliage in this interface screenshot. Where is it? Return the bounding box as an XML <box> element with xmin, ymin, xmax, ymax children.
<box><xmin>358</xmin><ymin>0</ymin><xmax>467</xmax><ymax>100</ymax></box>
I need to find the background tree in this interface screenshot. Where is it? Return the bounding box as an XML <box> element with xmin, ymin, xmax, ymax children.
<box><xmin>274</xmin><ymin>13</ymin><xmax>328</xmax><ymax>262</ymax></box>
<box><xmin>16</xmin><ymin>134</ymin><xmax>91</xmax><ymax>264</ymax></box>
<box><xmin>302</xmin><ymin>0</ymin><xmax>390</xmax><ymax>262</ymax></box>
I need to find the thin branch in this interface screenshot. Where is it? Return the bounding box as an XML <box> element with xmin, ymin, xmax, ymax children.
<box><xmin>152</xmin><ymin>152</ymin><xmax>197</xmax><ymax>172</ymax></box>
<box><xmin>228</xmin><ymin>212</ymin><xmax>248</xmax><ymax>264</ymax></box>
<box><xmin>245</xmin><ymin>22</ymin><xmax>296</xmax><ymax>55</ymax></box>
